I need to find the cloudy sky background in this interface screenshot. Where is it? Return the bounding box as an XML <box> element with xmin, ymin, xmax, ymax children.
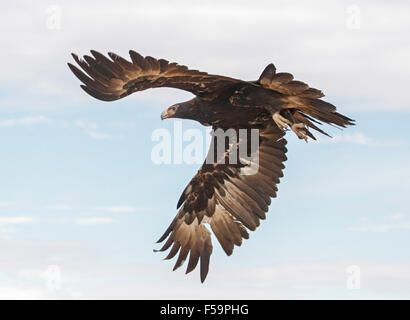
<box><xmin>0</xmin><ymin>0</ymin><xmax>409</xmax><ymax>299</ymax></box>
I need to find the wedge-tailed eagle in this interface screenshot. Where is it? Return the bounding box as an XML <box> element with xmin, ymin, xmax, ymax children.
<box><xmin>68</xmin><ymin>50</ymin><xmax>354</xmax><ymax>282</ymax></box>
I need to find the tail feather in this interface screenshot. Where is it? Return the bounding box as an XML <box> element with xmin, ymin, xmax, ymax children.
<box><xmin>256</xmin><ymin>63</ymin><xmax>354</xmax><ymax>137</ymax></box>
<box><xmin>292</xmin><ymin>111</ymin><xmax>331</xmax><ymax>139</ymax></box>
<box><xmin>282</xmin><ymin>96</ymin><xmax>355</xmax><ymax>138</ymax></box>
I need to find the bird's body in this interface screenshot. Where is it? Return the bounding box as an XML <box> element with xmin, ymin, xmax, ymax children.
<box><xmin>168</xmin><ymin>96</ymin><xmax>272</xmax><ymax>128</ymax></box>
<box><xmin>68</xmin><ymin>50</ymin><xmax>354</xmax><ymax>282</ymax></box>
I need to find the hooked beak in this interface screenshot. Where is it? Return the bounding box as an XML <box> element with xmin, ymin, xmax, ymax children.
<box><xmin>161</xmin><ymin>105</ymin><xmax>178</xmax><ymax>120</ymax></box>
<box><xmin>161</xmin><ymin>110</ymin><xmax>168</xmax><ymax>120</ymax></box>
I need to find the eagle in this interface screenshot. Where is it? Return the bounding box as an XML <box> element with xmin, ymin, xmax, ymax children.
<box><xmin>68</xmin><ymin>50</ymin><xmax>354</xmax><ymax>282</ymax></box>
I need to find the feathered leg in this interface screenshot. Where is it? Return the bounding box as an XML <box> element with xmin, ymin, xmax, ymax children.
<box><xmin>272</xmin><ymin>111</ymin><xmax>309</xmax><ymax>142</ymax></box>
<box><xmin>290</xmin><ymin>123</ymin><xmax>308</xmax><ymax>142</ymax></box>
<box><xmin>272</xmin><ymin>112</ymin><xmax>291</xmax><ymax>130</ymax></box>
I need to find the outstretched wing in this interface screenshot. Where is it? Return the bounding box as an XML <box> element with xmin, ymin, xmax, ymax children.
<box><xmin>68</xmin><ymin>50</ymin><xmax>241</xmax><ymax>101</ymax></box>
<box><xmin>156</xmin><ymin>123</ymin><xmax>287</xmax><ymax>282</ymax></box>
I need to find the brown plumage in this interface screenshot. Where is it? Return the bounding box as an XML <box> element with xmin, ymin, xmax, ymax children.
<box><xmin>68</xmin><ymin>50</ymin><xmax>354</xmax><ymax>282</ymax></box>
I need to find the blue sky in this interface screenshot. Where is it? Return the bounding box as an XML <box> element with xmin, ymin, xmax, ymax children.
<box><xmin>0</xmin><ymin>0</ymin><xmax>409</xmax><ymax>299</ymax></box>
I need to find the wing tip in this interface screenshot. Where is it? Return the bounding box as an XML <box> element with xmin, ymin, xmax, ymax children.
<box><xmin>71</xmin><ymin>52</ymin><xmax>79</xmax><ymax>60</ymax></box>
<box><xmin>108</xmin><ymin>52</ymin><xmax>118</xmax><ymax>60</ymax></box>
<box><xmin>176</xmin><ymin>197</ymin><xmax>185</xmax><ymax>209</ymax></box>
<box><xmin>89</xmin><ymin>49</ymin><xmax>99</xmax><ymax>57</ymax></box>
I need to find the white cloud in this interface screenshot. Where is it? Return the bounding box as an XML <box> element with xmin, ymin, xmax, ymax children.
<box><xmin>0</xmin><ymin>116</ymin><xmax>114</xmax><ymax>140</ymax></box>
<box><xmin>388</xmin><ymin>213</ymin><xmax>406</xmax><ymax>221</ymax></box>
<box><xmin>0</xmin><ymin>238</ymin><xmax>91</xmax><ymax>299</ymax></box>
<box><xmin>58</xmin><ymin>261</ymin><xmax>410</xmax><ymax>299</ymax></box>
<box><xmin>86</xmin><ymin>131</ymin><xmax>112</xmax><ymax>140</ymax></box>
<box><xmin>75</xmin><ymin>217</ymin><xmax>117</xmax><ymax>225</ymax></box>
<box><xmin>0</xmin><ymin>227</ymin><xmax>17</xmax><ymax>240</ymax></box>
<box><xmin>0</xmin><ymin>116</ymin><xmax>51</xmax><ymax>127</ymax></box>
<box><xmin>95</xmin><ymin>206</ymin><xmax>140</xmax><ymax>214</ymax></box>
<box><xmin>74</xmin><ymin>120</ymin><xmax>97</xmax><ymax>130</ymax></box>
<box><xmin>1</xmin><ymin>1</ymin><xmax>410</xmax><ymax>110</ymax></box>
<box><xmin>1</xmin><ymin>266</ymin><xmax>83</xmax><ymax>299</ymax></box>
<box><xmin>4</xmin><ymin>260</ymin><xmax>410</xmax><ymax>299</ymax></box>
<box><xmin>0</xmin><ymin>116</ymin><xmax>116</xmax><ymax>139</ymax></box>
<box><xmin>107</xmin><ymin>121</ymin><xmax>136</xmax><ymax>129</ymax></box>
<box><xmin>0</xmin><ymin>286</ymin><xmax>47</xmax><ymax>300</ymax></box>
<box><xmin>74</xmin><ymin>120</ymin><xmax>112</xmax><ymax>140</ymax></box>
<box><xmin>317</xmin><ymin>132</ymin><xmax>374</xmax><ymax>145</ymax></box>
<box><xmin>0</xmin><ymin>217</ymin><xmax>36</xmax><ymax>225</ymax></box>
<box><xmin>0</xmin><ymin>283</ymin><xmax>83</xmax><ymax>300</ymax></box>
<box><xmin>0</xmin><ymin>202</ymin><xmax>14</xmax><ymax>207</ymax></box>
<box><xmin>0</xmin><ymin>233</ymin><xmax>408</xmax><ymax>299</ymax></box>
<box><xmin>331</xmin><ymin>132</ymin><xmax>373</xmax><ymax>145</ymax></box>
<box><xmin>317</xmin><ymin>132</ymin><xmax>405</xmax><ymax>146</ymax></box>
<box><xmin>349</xmin><ymin>212</ymin><xmax>410</xmax><ymax>232</ymax></box>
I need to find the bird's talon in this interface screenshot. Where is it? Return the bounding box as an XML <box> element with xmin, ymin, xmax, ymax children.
<box><xmin>272</xmin><ymin>112</ymin><xmax>291</xmax><ymax>130</ymax></box>
<box><xmin>291</xmin><ymin>123</ymin><xmax>308</xmax><ymax>142</ymax></box>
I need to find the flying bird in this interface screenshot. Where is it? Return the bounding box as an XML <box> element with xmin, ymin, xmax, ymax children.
<box><xmin>68</xmin><ymin>50</ymin><xmax>354</xmax><ymax>282</ymax></box>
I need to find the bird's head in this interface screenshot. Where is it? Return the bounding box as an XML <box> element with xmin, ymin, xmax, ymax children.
<box><xmin>161</xmin><ymin>99</ymin><xmax>197</xmax><ymax>120</ymax></box>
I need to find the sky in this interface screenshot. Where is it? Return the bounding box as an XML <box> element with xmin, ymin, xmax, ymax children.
<box><xmin>0</xmin><ymin>0</ymin><xmax>409</xmax><ymax>299</ymax></box>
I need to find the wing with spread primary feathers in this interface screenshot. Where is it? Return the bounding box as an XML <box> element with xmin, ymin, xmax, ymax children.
<box><xmin>68</xmin><ymin>50</ymin><xmax>241</xmax><ymax>101</ymax></box>
<box><xmin>155</xmin><ymin>123</ymin><xmax>287</xmax><ymax>282</ymax></box>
